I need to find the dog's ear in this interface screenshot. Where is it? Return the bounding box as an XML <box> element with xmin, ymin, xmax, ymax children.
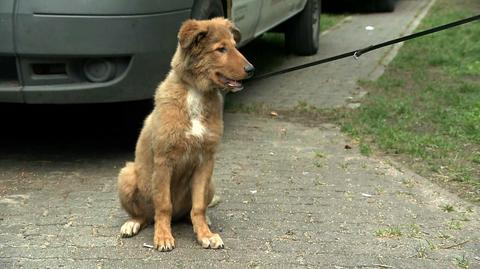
<box><xmin>220</xmin><ymin>18</ymin><xmax>242</xmax><ymax>43</ymax></box>
<box><xmin>230</xmin><ymin>25</ymin><xmax>241</xmax><ymax>43</ymax></box>
<box><xmin>178</xmin><ymin>19</ymin><xmax>209</xmax><ymax>49</ymax></box>
<box><xmin>211</xmin><ymin>17</ymin><xmax>241</xmax><ymax>43</ymax></box>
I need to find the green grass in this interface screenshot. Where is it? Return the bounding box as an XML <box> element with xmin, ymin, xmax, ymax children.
<box><xmin>408</xmin><ymin>223</ymin><xmax>422</xmax><ymax>238</ymax></box>
<box><xmin>440</xmin><ymin>204</ymin><xmax>455</xmax><ymax>213</ymax></box>
<box><xmin>454</xmin><ymin>255</ymin><xmax>470</xmax><ymax>269</ymax></box>
<box><xmin>336</xmin><ymin>0</ymin><xmax>480</xmax><ymax>202</ymax></box>
<box><xmin>321</xmin><ymin>14</ymin><xmax>347</xmax><ymax>32</ymax></box>
<box><xmin>359</xmin><ymin>143</ymin><xmax>372</xmax><ymax>156</ymax></box>
<box><xmin>374</xmin><ymin>226</ymin><xmax>402</xmax><ymax>238</ymax></box>
<box><xmin>448</xmin><ymin>220</ymin><xmax>463</xmax><ymax>230</ymax></box>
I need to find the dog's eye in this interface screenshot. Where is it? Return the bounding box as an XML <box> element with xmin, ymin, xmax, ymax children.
<box><xmin>216</xmin><ymin>47</ymin><xmax>227</xmax><ymax>53</ymax></box>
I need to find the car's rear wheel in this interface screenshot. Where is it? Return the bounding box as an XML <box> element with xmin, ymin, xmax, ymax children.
<box><xmin>378</xmin><ymin>0</ymin><xmax>396</xmax><ymax>12</ymax></box>
<box><xmin>191</xmin><ymin>0</ymin><xmax>224</xmax><ymax>19</ymax></box>
<box><xmin>367</xmin><ymin>0</ymin><xmax>396</xmax><ymax>12</ymax></box>
<box><xmin>285</xmin><ymin>0</ymin><xmax>321</xmax><ymax>56</ymax></box>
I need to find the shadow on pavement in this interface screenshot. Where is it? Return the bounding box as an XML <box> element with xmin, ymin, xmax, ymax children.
<box><xmin>0</xmin><ymin>101</ymin><xmax>153</xmax><ymax>161</ymax></box>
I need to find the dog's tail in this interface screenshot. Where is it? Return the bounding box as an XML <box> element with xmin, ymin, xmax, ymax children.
<box><xmin>208</xmin><ymin>195</ymin><xmax>221</xmax><ymax>208</ymax></box>
<box><xmin>118</xmin><ymin>162</ymin><xmax>139</xmax><ymax>212</ymax></box>
<box><xmin>118</xmin><ymin>161</ymin><xmax>136</xmax><ymax>183</ymax></box>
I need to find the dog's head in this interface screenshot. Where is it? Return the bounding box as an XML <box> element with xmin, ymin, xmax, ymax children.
<box><xmin>173</xmin><ymin>18</ymin><xmax>254</xmax><ymax>92</ymax></box>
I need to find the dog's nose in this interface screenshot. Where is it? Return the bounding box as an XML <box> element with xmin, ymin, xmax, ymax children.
<box><xmin>244</xmin><ymin>64</ymin><xmax>255</xmax><ymax>78</ymax></box>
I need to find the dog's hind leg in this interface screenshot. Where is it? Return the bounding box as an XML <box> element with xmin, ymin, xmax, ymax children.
<box><xmin>118</xmin><ymin>162</ymin><xmax>148</xmax><ymax>237</ymax></box>
<box><xmin>205</xmin><ymin>184</ymin><xmax>220</xmax><ymax>227</ymax></box>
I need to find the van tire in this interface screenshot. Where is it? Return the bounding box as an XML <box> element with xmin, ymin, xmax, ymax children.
<box><xmin>285</xmin><ymin>0</ymin><xmax>321</xmax><ymax>56</ymax></box>
<box><xmin>191</xmin><ymin>0</ymin><xmax>225</xmax><ymax>19</ymax></box>
<box><xmin>367</xmin><ymin>0</ymin><xmax>396</xmax><ymax>12</ymax></box>
<box><xmin>377</xmin><ymin>0</ymin><xmax>396</xmax><ymax>12</ymax></box>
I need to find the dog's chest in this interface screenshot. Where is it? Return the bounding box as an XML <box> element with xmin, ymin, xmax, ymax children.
<box><xmin>185</xmin><ymin>89</ymin><xmax>223</xmax><ymax>142</ymax></box>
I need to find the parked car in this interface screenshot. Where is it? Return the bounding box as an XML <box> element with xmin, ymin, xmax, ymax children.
<box><xmin>324</xmin><ymin>0</ymin><xmax>397</xmax><ymax>13</ymax></box>
<box><xmin>0</xmin><ymin>0</ymin><xmax>321</xmax><ymax>104</ymax></box>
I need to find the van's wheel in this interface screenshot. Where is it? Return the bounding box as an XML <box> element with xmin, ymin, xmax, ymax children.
<box><xmin>366</xmin><ymin>0</ymin><xmax>396</xmax><ymax>12</ymax></box>
<box><xmin>285</xmin><ymin>0</ymin><xmax>321</xmax><ymax>56</ymax></box>
<box><xmin>376</xmin><ymin>0</ymin><xmax>396</xmax><ymax>12</ymax></box>
<box><xmin>191</xmin><ymin>0</ymin><xmax>225</xmax><ymax>19</ymax></box>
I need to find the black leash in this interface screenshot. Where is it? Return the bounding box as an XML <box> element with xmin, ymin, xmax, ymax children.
<box><xmin>251</xmin><ymin>14</ymin><xmax>480</xmax><ymax>81</ymax></box>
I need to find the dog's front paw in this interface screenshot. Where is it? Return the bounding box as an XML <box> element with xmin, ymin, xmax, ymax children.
<box><xmin>153</xmin><ymin>231</ymin><xmax>175</xmax><ymax>252</ymax></box>
<box><xmin>197</xmin><ymin>233</ymin><xmax>224</xmax><ymax>249</ymax></box>
<box><xmin>120</xmin><ymin>219</ymin><xmax>142</xmax><ymax>238</ymax></box>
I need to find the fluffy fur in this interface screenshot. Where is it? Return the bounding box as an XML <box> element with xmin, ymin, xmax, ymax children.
<box><xmin>117</xmin><ymin>18</ymin><xmax>253</xmax><ymax>251</ymax></box>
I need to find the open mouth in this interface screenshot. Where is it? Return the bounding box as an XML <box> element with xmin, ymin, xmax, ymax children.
<box><xmin>218</xmin><ymin>73</ymin><xmax>244</xmax><ymax>92</ymax></box>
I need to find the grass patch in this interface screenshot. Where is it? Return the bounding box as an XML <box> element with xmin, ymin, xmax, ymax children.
<box><xmin>374</xmin><ymin>226</ymin><xmax>402</xmax><ymax>238</ymax></box>
<box><xmin>454</xmin><ymin>255</ymin><xmax>470</xmax><ymax>269</ymax></box>
<box><xmin>440</xmin><ymin>204</ymin><xmax>455</xmax><ymax>213</ymax></box>
<box><xmin>415</xmin><ymin>244</ymin><xmax>429</xmax><ymax>259</ymax></box>
<box><xmin>414</xmin><ymin>239</ymin><xmax>437</xmax><ymax>259</ymax></box>
<box><xmin>359</xmin><ymin>143</ymin><xmax>372</xmax><ymax>156</ymax></box>
<box><xmin>335</xmin><ymin>0</ymin><xmax>480</xmax><ymax>202</ymax></box>
<box><xmin>321</xmin><ymin>14</ymin><xmax>347</xmax><ymax>32</ymax></box>
<box><xmin>408</xmin><ymin>223</ymin><xmax>423</xmax><ymax>238</ymax></box>
<box><xmin>448</xmin><ymin>220</ymin><xmax>463</xmax><ymax>230</ymax></box>
<box><xmin>295</xmin><ymin>100</ymin><xmax>323</xmax><ymax>113</ymax></box>
<box><xmin>315</xmin><ymin>151</ymin><xmax>325</xmax><ymax>158</ymax></box>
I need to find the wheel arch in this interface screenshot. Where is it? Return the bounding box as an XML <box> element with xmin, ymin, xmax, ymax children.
<box><xmin>191</xmin><ymin>0</ymin><xmax>229</xmax><ymax>19</ymax></box>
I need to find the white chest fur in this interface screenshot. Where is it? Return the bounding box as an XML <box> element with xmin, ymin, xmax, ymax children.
<box><xmin>186</xmin><ymin>89</ymin><xmax>207</xmax><ymax>139</ymax></box>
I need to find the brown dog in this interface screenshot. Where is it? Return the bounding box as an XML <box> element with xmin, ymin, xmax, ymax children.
<box><xmin>117</xmin><ymin>18</ymin><xmax>254</xmax><ymax>251</ymax></box>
